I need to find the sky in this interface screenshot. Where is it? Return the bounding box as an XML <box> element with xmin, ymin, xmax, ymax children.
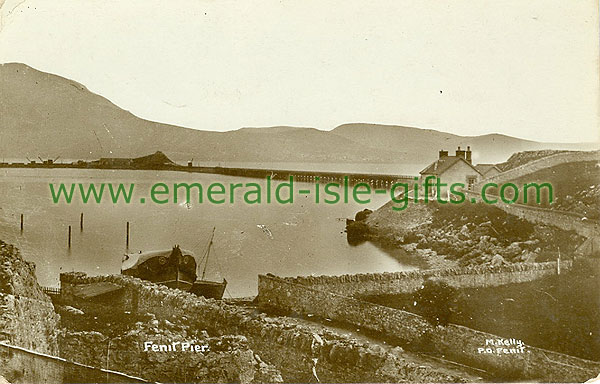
<box><xmin>0</xmin><ymin>0</ymin><xmax>598</xmax><ymax>143</ymax></box>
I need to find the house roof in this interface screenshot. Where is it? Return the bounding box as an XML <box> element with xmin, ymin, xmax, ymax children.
<box><xmin>475</xmin><ymin>164</ymin><xmax>502</xmax><ymax>174</ymax></box>
<box><xmin>420</xmin><ymin>156</ymin><xmax>483</xmax><ymax>176</ymax></box>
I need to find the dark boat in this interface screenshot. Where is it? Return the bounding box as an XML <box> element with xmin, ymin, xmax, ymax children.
<box><xmin>121</xmin><ymin>228</ymin><xmax>227</xmax><ymax>299</ymax></box>
<box><xmin>121</xmin><ymin>246</ymin><xmax>197</xmax><ymax>291</ymax></box>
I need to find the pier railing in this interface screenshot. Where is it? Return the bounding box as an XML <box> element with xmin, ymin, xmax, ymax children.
<box><xmin>41</xmin><ymin>286</ymin><xmax>61</xmax><ymax>296</ymax></box>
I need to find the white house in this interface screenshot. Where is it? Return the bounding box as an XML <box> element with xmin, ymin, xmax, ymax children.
<box><xmin>419</xmin><ymin>146</ymin><xmax>483</xmax><ymax>200</ymax></box>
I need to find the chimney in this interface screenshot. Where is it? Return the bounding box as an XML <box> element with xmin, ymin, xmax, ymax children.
<box><xmin>438</xmin><ymin>149</ymin><xmax>448</xmax><ymax>159</ymax></box>
<box><xmin>466</xmin><ymin>146</ymin><xmax>472</xmax><ymax>164</ymax></box>
<box><xmin>455</xmin><ymin>146</ymin><xmax>466</xmax><ymax>160</ymax></box>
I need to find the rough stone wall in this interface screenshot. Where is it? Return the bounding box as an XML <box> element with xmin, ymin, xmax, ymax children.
<box><xmin>465</xmin><ymin>190</ymin><xmax>600</xmax><ymax>237</ymax></box>
<box><xmin>257</xmin><ymin>274</ymin><xmax>600</xmax><ymax>382</ymax></box>
<box><xmin>59</xmin><ymin>326</ymin><xmax>283</xmax><ymax>383</ymax></box>
<box><xmin>0</xmin><ymin>241</ymin><xmax>59</xmax><ymax>354</ymax></box>
<box><xmin>467</xmin><ymin>151</ymin><xmax>600</xmax><ymax>238</ymax></box>
<box><xmin>284</xmin><ymin>261</ymin><xmax>568</xmax><ymax>297</ymax></box>
<box><xmin>59</xmin><ymin>272</ymin><xmax>468</xmax><ymax>383</ymax></box>
<box><xmin>475</xmin><ymin>150</ymin><xmax>600</xmax><ymax>188</ymax></box>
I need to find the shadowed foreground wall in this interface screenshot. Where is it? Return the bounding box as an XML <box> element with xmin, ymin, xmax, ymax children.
<box><xmin>0</xmin><ymin>343</ymin><xmax>146</xmax><ymax>384</ymax></box>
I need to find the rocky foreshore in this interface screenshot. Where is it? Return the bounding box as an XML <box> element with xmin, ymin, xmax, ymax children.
<box><xmin>347</xmin><ymin>201</ymin><xmax>585</xmax><ymax>268</ymax></box>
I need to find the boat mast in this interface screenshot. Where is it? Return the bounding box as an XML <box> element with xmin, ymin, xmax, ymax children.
<box><xmin>201</xmin><ymin>227</ymin><xmax>216</xmax><ymax>280</ymax></box>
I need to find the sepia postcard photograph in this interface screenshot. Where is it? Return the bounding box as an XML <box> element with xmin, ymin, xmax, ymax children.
<box><xmin>0</xmin><ymin>1</ymin><xmax>599</xmax><ymax>383</ymax></box>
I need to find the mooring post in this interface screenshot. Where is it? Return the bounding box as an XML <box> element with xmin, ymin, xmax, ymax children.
<box><xmin>68</xmin><ymin>225</ymin><xmax>72</xmax><ymax>248</ymax></box>
<box><xmin>20</xmin><ymin>214</ymin><xmax>23</xmax><ymax>232</ymax></box>
<box><xmin>126</xmin><ymin>221</ymin><xmax>130</xmax><ymax>249</ymax></box>
<box><xmin>80</xmin><ymin>212</ymin><xmax>84</xmax><ymax>231</ymax></box>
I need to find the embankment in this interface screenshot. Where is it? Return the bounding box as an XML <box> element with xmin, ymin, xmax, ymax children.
<box><xmin>257</xmin><ymin>273</ymin><xmax>600</xmax><ymax>382</ymax></box>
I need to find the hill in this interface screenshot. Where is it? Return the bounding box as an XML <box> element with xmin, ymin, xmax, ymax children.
<box><xmin>332</xmin><ymin>124</ymin><xmax>597</xmax><ymax>165</ymax></box>
<box><xmin>500</xmin><ymin>160</ymin><xmax>600</xmax><ymax>219</ymax></box>
<box><xmin>1</xmin><ymin>63</ymin><xmax>596</xmax><ymax>167</ymax></box>
<box><xmin>495</xmin><ymin>150</ymin><xmax>572</xmax><ymax>171</ymax></box>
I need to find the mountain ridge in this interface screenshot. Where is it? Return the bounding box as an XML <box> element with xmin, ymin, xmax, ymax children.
<box><xmin>1</xmin><ymin>62</ymin><xmax>596</xmax><ymax>166</ymax></box>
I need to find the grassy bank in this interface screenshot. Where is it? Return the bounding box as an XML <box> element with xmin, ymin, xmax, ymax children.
<box><xmin>363</xmin><ymin>259</ymin><xmax>600</xmax><ymax>361</ymax></box>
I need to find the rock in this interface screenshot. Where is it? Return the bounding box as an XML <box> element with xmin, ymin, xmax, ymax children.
<box><xmin>390</xmin><ymin>346</ymin><xmax>404</xmax><ymax>355</ymax></box>
<box><xmin>62</xmin><ymin>305</ymin><xmax>84</xmax><ymax>316</ymax></box>
<box><xmin>523</xmin><ymin>252</ymin><xmax>538</xmax><ymax>263</ymax></box>
<box><xmin>354</xmin><ymin>209</ymin><xmax>373</xmax><ymax>222</ymax></box>
<box><xmin>345</xmin><ymin>220</ymin><xmax>371</xmax><ymax>245</ymax></box>
<box><xmin>503</xmin><ymin>242</ymin><xmax>522</xmax><ymax>259</ymax></box>
<box><xmin>491</xmin><ymin>254</ymin><xmax>505</xmax><ymax>266</ymax></box>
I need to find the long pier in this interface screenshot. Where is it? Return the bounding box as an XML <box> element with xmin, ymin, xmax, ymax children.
<box><xmin>1</xmin><ymin>162</ymin><xmax>417</xmax><ymax>188</ymax></box>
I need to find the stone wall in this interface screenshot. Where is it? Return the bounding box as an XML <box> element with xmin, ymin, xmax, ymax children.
<box><xmin>466</xmin><ymin>150</ymin><xmax>600</xmax><ymax>238</ymax></box>
<box><xmin>257</xmin><ymin>274</ymin><xmax>600</xmax><ymax>382</ymax></box>
<box><xmin>59</xmin><ymin>272</ymin><xmax>467</xmax><ymax>383</ymax></box>
<box><xmin>476</xmin><ymin>150</ymin><xmax>600</xmax><ymax>187</ymax></box>
<box><xmin>283</xmin><ymin>261</ymin><xmax>568</xmax><ymax>298</ymax></box>
<box><xmin>0</xmin><ymin>241</ymin><xmax>59</xmax><ymax>355</ymax></box>
<box><xmin>465</xmin><ymin>190</ymin><xmax>600</xmax><ymax>237</ymax></box>
<box><xmin>59</xmin><ymin>328</ymin><xmax>282</xmax><ymax>383</ymax></box>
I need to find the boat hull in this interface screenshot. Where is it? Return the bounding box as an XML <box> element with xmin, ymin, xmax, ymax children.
<box><xmin>157</xmin><ymin>270</ymin><xmax>195</xmax><ymax>291</ymax></box>
<box><xmin>190</xmin><ymin>279</ymin><xmax>227</xmax><ymax>300</ymax></box>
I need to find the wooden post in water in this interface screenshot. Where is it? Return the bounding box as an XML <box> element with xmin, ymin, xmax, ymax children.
<box><xmin>126</xmin><ymin>221</ymin><xmax>130</xmax><ymax>249</ymax></box>
<box><xmin>80</xmin><ymin>213</ymin><xmax>84</xmax><ymax>231</ymax></box>
<box><xmin>20</xmin><ymin>214</ymin><xmax>23</xmax><ymax>232</ymax></box>
<box><xmin>68</xmin><ymin>226</ymin><xmax>72</xmax><ymax>248</ymax></box>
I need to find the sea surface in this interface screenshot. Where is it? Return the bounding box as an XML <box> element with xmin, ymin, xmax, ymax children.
<box><xmin>0</xmin><ymin>168</ymin><xmax>425</xmax><ymax>297</ymax></box>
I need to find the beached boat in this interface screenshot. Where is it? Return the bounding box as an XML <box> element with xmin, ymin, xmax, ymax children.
<box><xmin>121</xmin><ymin>229</ymin><xmax>227</xmax><ymax>299</ymax></box>
<box><xmin>189</xmin><ymin>278</ymin><xmax>227</xmax><ymax>300</ymax></box>
<box><xmin>121</xmin><ymin>246</ymin><xmax>198</xmax><ymax>290</ymax></box>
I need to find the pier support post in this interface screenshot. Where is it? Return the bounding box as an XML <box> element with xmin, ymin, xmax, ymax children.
<box><xmin>80</xmin><ymin>213</ymin><xmax>84</xmax><ymax>231</ymax></box>
<box><xmin>20</xmin><ymin>214</ymin><xmax>23</xmax><ymax>232</ymax></box>
<box><xmin>126</xmin><ymin>221</ymin><xmax>130</xmax><ymax>249</ymax></box>
<box><xmin>68</xmin><ymin>226</ymin><xmax>72</xmax><ymax>248</ymax></box>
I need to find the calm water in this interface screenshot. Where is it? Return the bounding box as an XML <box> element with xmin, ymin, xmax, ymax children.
<box><xmin>4</xmin><ymin>159</ymin><xmax>424</xmax><ymax>176</ymax></box>
<box><xmin>0</xmin><ymin>168</ymin><xmax>423</xmax><ymax>297</ymax></box>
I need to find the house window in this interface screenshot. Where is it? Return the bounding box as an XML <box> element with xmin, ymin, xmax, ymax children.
<box><xmin>467</xmin><ymin>176</ymin><xmax>477</xmax><ymax>190</ymax></box>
